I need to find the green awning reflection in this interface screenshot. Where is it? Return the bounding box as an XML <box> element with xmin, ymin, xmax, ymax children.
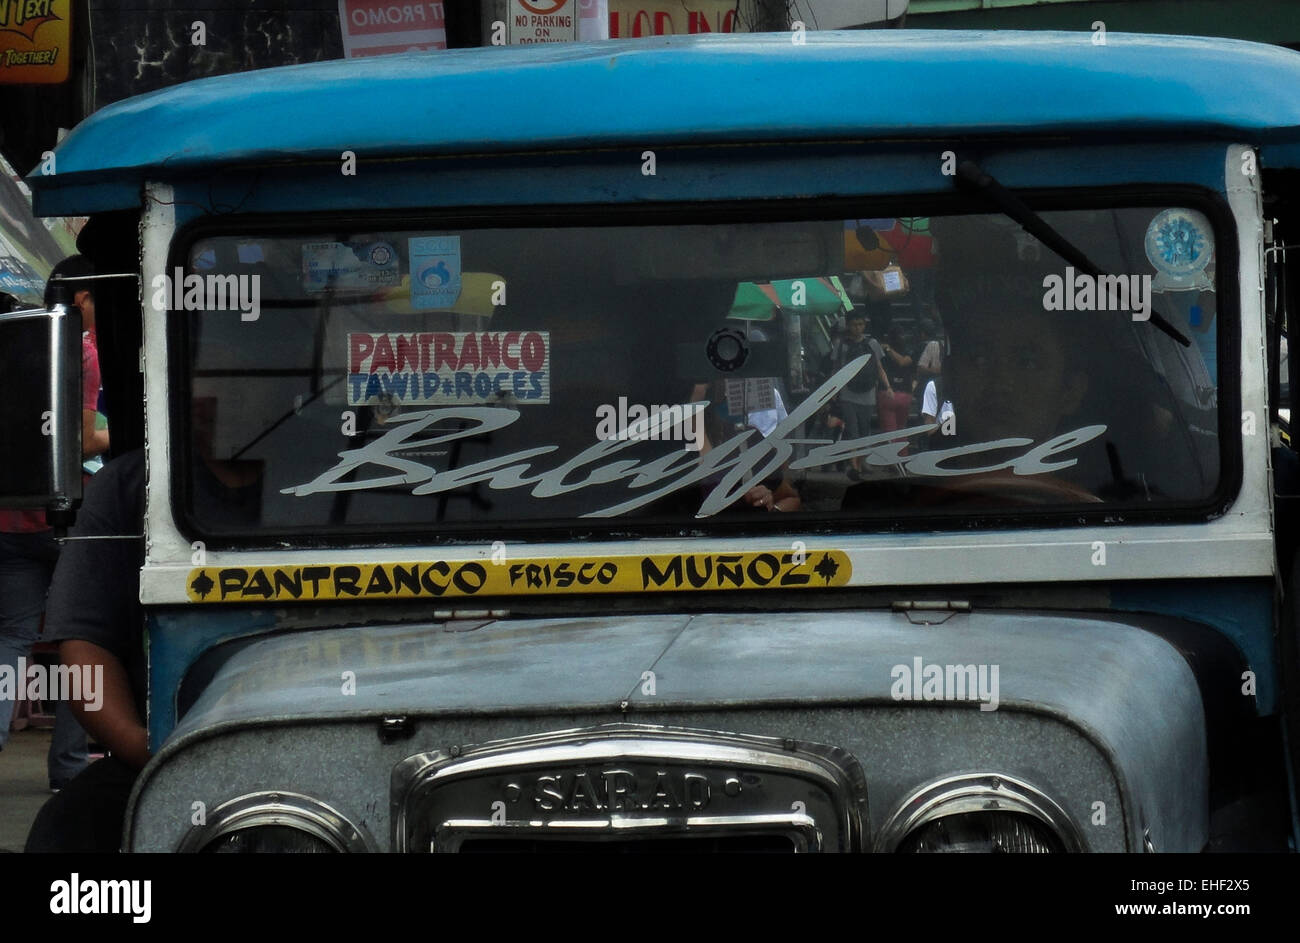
<box><xmin>729</xmin><ymin>275</ymin><xmax>851</xmax><ymax>320</ymax></box>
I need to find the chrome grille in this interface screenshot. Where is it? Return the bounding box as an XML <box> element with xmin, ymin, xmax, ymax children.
<box><xmin>392</xmin><ymin>724</ymin><xmax>869</xmax><ymax>852</ymax></box>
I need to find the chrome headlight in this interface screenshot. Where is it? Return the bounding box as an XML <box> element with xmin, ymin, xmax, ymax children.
<box><xmin>202</xmin><ymin>824</ymin><xmax>336</xmax><ymax>854</ymax></box>
<box><xmin>877</xmin><ymin>774</ymin><xmax>1083</xmax><ymax>853</ymax></box>
<box><xmin>178</xmin><ymin>792</ymin><xmax>371</xmax><ymax>853</ymax></box>
<box><xmin>897</xmin><ymin>810</ymin><xmax>1063</xmax><ymax>853</ymax></box>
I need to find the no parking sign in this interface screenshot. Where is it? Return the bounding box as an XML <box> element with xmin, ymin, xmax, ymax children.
<box><xmin>507</xmin><ymin>0</ymin><xmax>578</xmax><ymax>44</ymax></box>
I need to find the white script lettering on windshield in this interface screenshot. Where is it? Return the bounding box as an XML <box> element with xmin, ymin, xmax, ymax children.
<box><xmin>281</xmin><ymin>356</ymin><xmax>1106</xmax><ymax>517</ymax></box>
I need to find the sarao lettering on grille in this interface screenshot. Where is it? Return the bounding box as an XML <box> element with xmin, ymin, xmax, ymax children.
<box><xmin>507</xmin><ymin>768</ymin><xmax>722</xmax><ymax>814</ymax></box>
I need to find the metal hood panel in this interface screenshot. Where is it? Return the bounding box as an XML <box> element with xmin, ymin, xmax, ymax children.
<box><xmin>172</xmin><ymin>608</ymin><xmax>1205</xmax><ymax>761</ymax></box>
<box><xmin>158</xmin><ymin>608</ymin><xmax>1208</xmax><ymax>852</ymax></box>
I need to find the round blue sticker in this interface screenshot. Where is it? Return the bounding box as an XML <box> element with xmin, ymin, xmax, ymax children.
<box><xmin>1144</xmin><ymin>208</ymin><xmax>1212</xmax><ymax>283</ymax></box>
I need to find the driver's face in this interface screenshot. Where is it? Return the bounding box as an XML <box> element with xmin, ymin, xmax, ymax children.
<box><xmin>950</xmin><ymin>314</ymin><xmax>1087</xmax><ymax>443</ymax></box>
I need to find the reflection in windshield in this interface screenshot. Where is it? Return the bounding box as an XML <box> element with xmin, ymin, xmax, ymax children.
<box><xmin>177</xmin><ymin>207</ymin><xmax>1221</xmax><ymax>536</ymax></box>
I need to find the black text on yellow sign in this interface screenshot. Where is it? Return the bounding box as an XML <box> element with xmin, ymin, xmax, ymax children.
<box><xmin>0</xmin><ymin>0</ymin><xmax>70</xmax><ymax>84</ymax></box>
<box><xmin>185</xmin><ymin>550</ymin><xmax>852</xmax><ymax>603</ymax></box>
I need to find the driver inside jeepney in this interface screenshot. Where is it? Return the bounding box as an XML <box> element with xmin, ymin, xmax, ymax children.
<box><xmin>910</xmin><ymin>298</ymin><xmax>1112</xmax><ymax>503</ymax></box>
<box><xmin>842</xmin><ymin>212</ymin><xmax>1218</xmax><ymax>507</ymax></box>
<box><xmin>946</xmin><ymin>303</ymin><xmax>1090</xmax><ymax>446</ymax></box>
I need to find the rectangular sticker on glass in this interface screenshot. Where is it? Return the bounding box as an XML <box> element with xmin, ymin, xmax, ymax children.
<box><xmin>408</xmin><ymin>235</ymin><xmax>462</xmax><ymax>309</ymax></box>
<box><xmin>347</xmin><ymin>331</ymin><xmax>550</xmax><ymax>405</ymax></box>
<box><xmin>302</xmin><ymin>240</ymin><xmax>400</xmax><ymax>293</ymax></box>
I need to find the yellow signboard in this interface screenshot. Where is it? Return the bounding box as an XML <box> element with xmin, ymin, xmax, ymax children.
<box><xmin>186</xmin><ymin>550</ymin><xmax>852</xmax><ymax>603</ymax></box>
<box><xmin>0</xmin><ymin>0</ymin><xmax>69</xmax><ymax>84</ymax></box>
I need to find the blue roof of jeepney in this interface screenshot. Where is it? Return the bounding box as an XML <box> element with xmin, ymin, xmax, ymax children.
<box><xmin>27</xmin><ymin>30</ymin><xmax>1300</xmax><ymax>215</ymax></box>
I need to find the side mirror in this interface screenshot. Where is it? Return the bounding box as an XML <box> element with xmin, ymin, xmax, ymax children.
<box><xmin>0</xmin><ymin>305</ymin><xmax>83</xmax><ymax>527</ymax></box>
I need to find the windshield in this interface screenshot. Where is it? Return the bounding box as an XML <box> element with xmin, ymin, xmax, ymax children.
<box><xmin>173</xmin><ymin>203</ymin><xmax>1225</xmax><ymax>541</ymax></box>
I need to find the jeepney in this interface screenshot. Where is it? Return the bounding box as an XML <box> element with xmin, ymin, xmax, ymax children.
<box><xmin>5</xmin><ymin>30</ymin><xmax>1300</xmax><ymax>852</ymax></box>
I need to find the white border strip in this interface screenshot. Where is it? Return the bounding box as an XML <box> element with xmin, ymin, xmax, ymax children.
<box><xmin>138</xmin><ymin>153</ymin><xmax>1275</xmax><ymax>604</ymax></box>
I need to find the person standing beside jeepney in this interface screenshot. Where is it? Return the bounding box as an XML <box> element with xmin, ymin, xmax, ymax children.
<box><xmin>25</xmin><ymin>448</ymin><xmax>146</xmax><ymax>852</ymax></box>
<box><xmin>0</xmin><ymin>256</ymin><xmax>109</xmax><ymax>792</ymax></box>
<box><xmin>918</xmin><ymin>375</ymin><xmax>955</xmax><ymax>452</ymax></box>
<box><xmin>879</xmin><ymin>324</ymin><xmax>919</xmax><ymax>438</ymax></box>
<box><xmin>831</xmin><ymin>308</ymin><xmax>892</xmax><ymax>480</ymax></box>
<box><xmin>914</xmin><ymin>316</ymin><xmax>944</xmax><ymax>392</ymax></box>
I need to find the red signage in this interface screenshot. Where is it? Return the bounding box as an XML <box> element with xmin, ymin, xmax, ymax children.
<box><xmin>608</xmin><ymin>1</ymin><xmax>739</xmax><ymax>38</ymax></box>
<box><xmin>338</xmin><ymin>1</ymin><xmax>447</xmax><ymax>58</ymax></box>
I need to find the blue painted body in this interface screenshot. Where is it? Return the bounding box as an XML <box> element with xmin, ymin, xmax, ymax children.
<box><xmin>1112</xmin><ymin>581</ymin><xmax>1278</xmax><ymax>715</ymax></box>
<box><xmin>148</xmin><ymin>609</ymin><xmax>279</xmax><ymax>749</ymax></box>
<box><xmin>146</xmin><ymin>140</ymin><xmax>1228</xmax><ymax>233</ymax></box>
<box><xmin>173</xmin><ymin>138</ymin><xmax>1228</xmax><ymax>215</ymax></box>
<box><xmin>24</xmin><ymin>31</ymin><xmax>1300</xmax><ymax>215</ymax></box>
<box><xmin>17</xmin><ymin>30</ymin><xmax>1288</xmax><ymax>754</ymax></box>
<box><xmin>140</xmin><ymin>134</ymin><xmax>1257</xmax><ymax>750</ymax></box>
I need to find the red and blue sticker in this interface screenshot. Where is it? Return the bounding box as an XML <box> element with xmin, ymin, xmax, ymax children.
<box><xmin>347</xmin><ymin>331</ymin><xmax>550</xmax><ymax>405</ymax></box>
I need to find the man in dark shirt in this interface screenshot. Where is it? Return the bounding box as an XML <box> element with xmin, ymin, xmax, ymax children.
<box><xmin>25</xmin><ymin>450</ymin><xmax>146</xmax><ymax>853</ymax></box>
<box><xmin>879</xmin><ymin>324</ymin><xmax>920</xmax><ymax>437</ymax></box>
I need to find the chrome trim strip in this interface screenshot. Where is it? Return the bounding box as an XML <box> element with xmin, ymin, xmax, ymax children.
<box><xmin>0</xmin><ymin>307</ymin><xmax>53</xmax><ymax>323</ymax></box>
<box><xmin>438</xmin><ymin>816</ymin><xmax>819</xmax><ymax>853</ymax></box>
<box><xmin>47</xmin><ymin>304</ymin><xmax>73</xmax><ymax>506</ymax></box>
<box><xmin>176</xmin><ymin>791</ymin><xmax>374</xmax><ymax>853</ymax></box>
<box><xmin>874</xmin><ymin>773</ymin><xmax>1086</xmax><ymax>853</ymax></box>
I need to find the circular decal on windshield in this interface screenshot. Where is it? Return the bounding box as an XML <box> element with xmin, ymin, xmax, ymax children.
<box><xmin>1145</xmin><ymin>208</ymin><xmax>1212</xmax><ymax>290</ymax></box>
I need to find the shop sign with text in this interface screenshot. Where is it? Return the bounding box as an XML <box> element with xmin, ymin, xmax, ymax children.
<box><xmin>0</xmin><ymin>0</ymin><xmax>69</xmax><ymax>84</ymax></box>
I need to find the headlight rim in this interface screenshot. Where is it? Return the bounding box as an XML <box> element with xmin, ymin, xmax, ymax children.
<box><xmin>176</xmin><ymin>790</ymin><xmax>374</xmax><ymax>853</ymax></box>
<box><xmin>874</xmin><ymin>772</ymin><xmax>1086</xmax><ymax>853</ymax></box>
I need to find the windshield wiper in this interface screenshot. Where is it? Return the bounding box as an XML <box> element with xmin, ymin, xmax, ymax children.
<box><xmin>954</xmin><ymin>160</ymin><xmax>1191</xmax><ymax>348</ymax></box>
